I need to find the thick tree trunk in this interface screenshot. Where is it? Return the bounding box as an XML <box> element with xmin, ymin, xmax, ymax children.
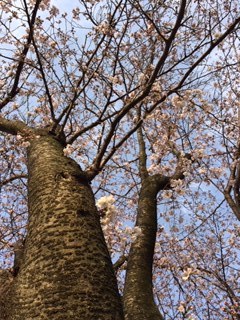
<box><xmin>10</xmin><ymin>135</ymin><xmax>123</xmax><ymax>319</ymax></box>
<box><xmin>123</xmin><ymin>177</ymin><xmax>165</xmax><ymax>320</ymax></box>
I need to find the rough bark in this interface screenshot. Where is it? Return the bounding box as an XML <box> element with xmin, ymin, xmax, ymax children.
<box><xmin>9</xmin><ymin>134</ymin><xmax>123</xmax><ymax>319</ymax></box>
<box><xmin>0</xmin><ymin>270</ymin><xmax>13</xmax><ymax>320</ymax></box>
<box><xmin>123</xmin><ymin>176</ymin><xmax>166</xmax><ymax>320</ymax></box>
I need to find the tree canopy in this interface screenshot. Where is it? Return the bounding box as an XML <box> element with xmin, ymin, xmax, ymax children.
<box><xmin>0</xmin><ymin>0</ymin><xmax>240</xmax><ymax>319</ymax></box>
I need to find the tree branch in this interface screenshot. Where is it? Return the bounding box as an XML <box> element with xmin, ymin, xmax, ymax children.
<box><xmin>113</xmin><ymin>255</ymin><xmax>127</xmax><ymax>272</ymax></box>
<box><xmin>0</xmin><ymin>0</ymin><xmax>42</xmax><ymax>110</ymax></box>
<box><xmin>0</xmin><ymin>117</ymin><xmax>32</xmax><ymax>135</ymax></box>
<box><xmin>137</xmin><ymin>108</ymin><xmax>148</xmax><ymax>181</ymax></box>
<box><xmin>0</xmin><ymin>174</ymin><xmax>27</xmax><ymax>188</ymax></box>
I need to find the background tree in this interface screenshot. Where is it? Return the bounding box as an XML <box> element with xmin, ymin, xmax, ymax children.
<box><xmin>0</xmin><ymin>0</ymin><xmax>239</xmax><ymax>319</ymax></box>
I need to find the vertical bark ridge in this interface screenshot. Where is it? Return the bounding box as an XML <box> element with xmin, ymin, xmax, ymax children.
<box><xmin>11</xmin><ymin>135</ymin><xmax>123</xmax><ymax>319</ymax></box>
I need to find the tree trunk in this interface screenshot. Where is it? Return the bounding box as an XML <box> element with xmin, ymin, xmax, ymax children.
<box><xmin>0</xmin><ymin>270</ymin><xmax>13</xmax><ymax>320</ymax></box>
<box><xmin>123</xmin><ymin>177</ymin><xmax>164</xmax><ymax>320</ymax></box>
<box><xmin>10</xmin><ymin>134</ymin><xmax>123</xmax><ymax>319</ymax></box>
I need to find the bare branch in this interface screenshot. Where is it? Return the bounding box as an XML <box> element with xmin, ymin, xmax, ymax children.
<box><xmin>113</xmin><ymin>255</ymin><xmax>127</xmax><ymax>272</ymax></box>
<box><xmin>0</xmin><ymin>174</ymin><xmax>27</xmax><ymax>188</ymax></box>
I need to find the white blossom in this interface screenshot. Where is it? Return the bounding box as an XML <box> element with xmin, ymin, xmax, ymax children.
<box><xmin>178</xmin><ymin>303</ymin><xmax>185</xmax><ymax>313</ymax></box>
<box><xmin>21</xmin><ymin>141</ymin><xmax>31</xmax><ymax>148</ymax></box>
<box><xmin>63</xmin><ymin>144</ymin><xmax>74</xmax><ymax>156</ymax></box>
<box><xmin>95</xmin><ymin>22</ymin><xmax>111</xmax><ymax>35</ymax></box>
<box><xmin>96</xmin><ymin>195</ymin><xmax>116</xmax><ymax>225</ymax></box>
<box><xmin>131</xmin><ymin>226</ymin><xmax>142</xmax><ymax>241</ymax></box>
<box><xmin>171</xmin><ymin>95</ymin><xmax>185</xmax><ymax>108</ymax></box>
<box><xmin>16</xmin><ymin>134</ymin><xmax>23</xmax><ymax>140</ymax></box>
<box><xmin>182</xmin><ymin>267</ymin><xmax>194</xmax><ymax>281</ymax></box>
